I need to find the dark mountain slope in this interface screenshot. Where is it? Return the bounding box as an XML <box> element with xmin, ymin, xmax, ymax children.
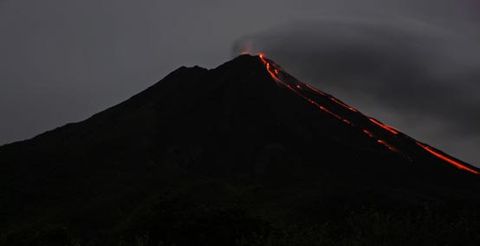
<box><xmin>0</xmin><ymin>55</ymin><xmax>479</xmax><ymax>245</ymax></box>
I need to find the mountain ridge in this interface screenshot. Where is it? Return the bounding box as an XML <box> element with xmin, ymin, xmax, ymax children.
<box><xmin>1</xmin><ymin>54</ymin><xmax>479</xmax><ymax>245</ymax></box>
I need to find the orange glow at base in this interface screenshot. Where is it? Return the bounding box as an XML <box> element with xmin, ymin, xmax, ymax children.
<box><xmin>416</xmin><ymin>142</ymin><xmax>479</xmax><ymax>175</ymax></box>
<box><xmin>239</xmin><ymin>40</ymin><xmax>255</xmax><ymax>55</ymax></box>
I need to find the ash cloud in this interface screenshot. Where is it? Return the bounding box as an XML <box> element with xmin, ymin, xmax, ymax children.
<box><xmin>233</xmin><ymin>17</ymin><xmax>480</xmax><ymax>165</ymax></box>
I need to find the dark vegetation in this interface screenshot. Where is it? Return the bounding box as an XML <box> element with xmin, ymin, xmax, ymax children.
<box><xmin>2</xmin><ymin>181</ymin><xmax>480</xmax><ymax>246</ymax></box>
<box><xmin>1</xmin><ymin>55</ymin><xmax>479</xmax><ymax>245</ymax></box>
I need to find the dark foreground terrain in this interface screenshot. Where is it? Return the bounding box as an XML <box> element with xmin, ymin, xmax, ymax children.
<box><xmin>1</xmin><ymin>55</ymin><xmax>479</xmax><ymax>245</ymax></box>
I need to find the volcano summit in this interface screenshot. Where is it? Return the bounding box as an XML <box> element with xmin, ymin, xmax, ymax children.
<box><xmin>1</xmin><ymin>55</ymin><xmax>479</xmax><ymax>245</ymax></box>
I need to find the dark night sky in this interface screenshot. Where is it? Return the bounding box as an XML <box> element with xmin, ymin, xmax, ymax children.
<box><xmin>1</xmin><ymin>0</ymin><xmax>479</xmax><ymax>166</ymax></box>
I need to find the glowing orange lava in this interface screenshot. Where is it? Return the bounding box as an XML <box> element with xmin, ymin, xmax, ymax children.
<box><xmin>258</xmin><ymin>53</ymin><xmax>399</xmax><ymax>154</ymax></box>
<box><xmin>259</xmin><ymin>53</ymin><xmax>282</xmax><ymax>85</ymax></box>
<box><xmin>363</xmin><ymin>129</ymin><xmax>375</xmax><ymax>138</ymax></box>
<box><xmin>416</xmin><ymin>143</ymin><xmax>479</xmax><ymax>175</ymax></box>
<box><xmin>369</xmin><ymin>118</ymin><xmax>399</xmax><ymax>135</ymax></box>
<box><xmin>258</xmin><ymin>53</ymin><xmax>478</xmax><ymax>175</ymax></box>
<box><xmin>304</xmin><ymin>83</ymin><xmax>327</xmax><ymax>96</ymax></box>
<box><xmin>330</xmin><ymin>97</ymin><xmax>359</xmax><ymax>113</ymax></box>
<box><xmin>377</xmin><ymin>140</ymin><xmax>399</xmax><ymax>152</ymax></box>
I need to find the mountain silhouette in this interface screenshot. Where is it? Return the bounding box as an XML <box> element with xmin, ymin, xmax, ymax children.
<box><xmin>1</xmin><ymin>54</ymin><xmax>479</xmax><ymax>245</ymax></box>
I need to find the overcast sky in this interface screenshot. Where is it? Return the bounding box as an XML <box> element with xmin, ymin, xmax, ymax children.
<box><xmin>1</xmin><ymin>0</ymin><xmax>479</xmax><ymax>166</ymax></box>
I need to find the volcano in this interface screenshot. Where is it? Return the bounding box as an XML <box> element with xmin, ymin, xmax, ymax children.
<box><xmin>1</xmin><ymin>55</ymin><xmax>479</xmax><ymax>245</ymax></box>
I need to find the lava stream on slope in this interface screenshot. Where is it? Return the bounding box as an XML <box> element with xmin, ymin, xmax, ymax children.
<box><xmin>258</xmin><ymin>53</ymin><xmax>478</xmax><ymax>175</ymax></box>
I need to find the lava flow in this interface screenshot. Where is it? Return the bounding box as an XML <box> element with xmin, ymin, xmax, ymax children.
<box><xmin>257</xmin><ymin>53</ymin><xmax>479</xmax><ymax>175</ymax></box>
<box><xmin>258</xmin><ymin>53</ymin><xmax>398</xmax><ymax>153</ymax></box>
<box><xmin>259</xmin><ymin>54</ymin><xmax>348</xmax><ymax>125</ymax></box>
<box><xmin>369</xmin><ymin>118</ymin><xmax>400</xmax><ymax>135</ymax></box>
<box><xmin>416</xmin><ymin>143</ymin><xmax>479</xmax><ymax>175</ymax></box>
<box><xmin>329</xmin><ymin>97</ymin><xmax>358</xmax><ymax>113</ymax></box>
